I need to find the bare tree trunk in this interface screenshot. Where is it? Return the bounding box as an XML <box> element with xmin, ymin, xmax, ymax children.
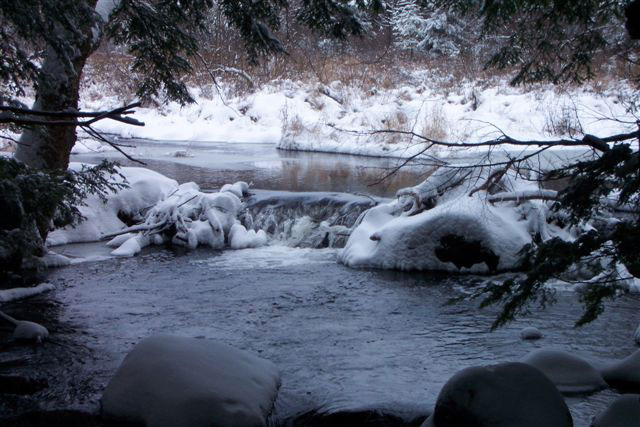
<box><xmin>15</xmin><ymin>0</ymin><xmax>100</xmax><ymax>170</ymax></box>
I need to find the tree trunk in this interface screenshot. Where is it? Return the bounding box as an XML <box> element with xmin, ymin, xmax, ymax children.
<box><xmin>15</xmin><ymin>0</ymin><xmax>100</xmax><ymax>170</ymax></box>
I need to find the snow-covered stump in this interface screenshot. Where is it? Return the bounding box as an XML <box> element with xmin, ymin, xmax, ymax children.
<box><xmin>101</xmin><ymin>335</ymin><xmax>280</xmax><ymax>427</ymax></box>
<box><xmin>423</xmin><ymin>362</ymin><xmax>572</xmax><ymax>427</ymax></box>
<box><xmin>521</xmin><ymin>349</ymin><xmax>606</xmax><ymax>394</ymax></box>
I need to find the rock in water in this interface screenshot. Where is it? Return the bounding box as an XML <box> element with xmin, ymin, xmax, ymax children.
<box><xmin>522</xmin><ymin>349</ymin><xmax>606</xmax><ymax>393</ymax></box>
<box><xmin>600</xmin><ymin>349</ymin><xmax>640</xmax><ymax>392</ymax></box>
<box><xmin>13</xmin><ymin>320</ymin><xmax>49</xmax><ymax>343</ymax></box>
<box><xmin>423</xmin><ymin>362</ymin><xmax>572</xmax><ymax>427</ymax></box>
<box><xmin>591</xmin><ymin>395</ymin><xmax>640</xmax><ymax>427</ymax></box>
<box><xmin>520</xmin><ymin>327</ymin><xmax>543</xmax><ymax>340</ymax></box>
<box><xmin>101</xmin><ymin>335</ymin><xmax>280</xmax><ymax>427</ymax></box>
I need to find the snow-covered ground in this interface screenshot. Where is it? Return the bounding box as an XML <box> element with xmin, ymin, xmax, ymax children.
<box><xmin>73</xmin><ymin>72</ymin><xmax>637</xmax><ymax>159</ymax></box>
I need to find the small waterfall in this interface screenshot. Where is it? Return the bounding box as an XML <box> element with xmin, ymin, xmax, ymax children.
<box><xmin>244</xmin><ymin>191</ymin><xmax>381</xmax><ymax>248</ymax></box>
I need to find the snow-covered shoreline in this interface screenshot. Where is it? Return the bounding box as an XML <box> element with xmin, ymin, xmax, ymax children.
<box><xmin>69</xmin><ymin>74</ymin><xmax>637</xmax><ymax>159</ymax></box>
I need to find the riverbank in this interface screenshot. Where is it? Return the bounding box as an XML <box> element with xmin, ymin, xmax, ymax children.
<box><xmin>66</xmin><ymin>72</ymin><xmax>638</xmax><ymax>159</ymax></box>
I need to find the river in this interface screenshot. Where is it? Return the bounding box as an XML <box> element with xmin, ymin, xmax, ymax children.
<box><xmin>1</xmin><ymin>140</ymin><xmax>638</xmax><ymax>426</ymax></box>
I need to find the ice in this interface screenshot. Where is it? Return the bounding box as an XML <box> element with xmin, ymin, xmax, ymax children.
<box><xmin>101</xmin><ymin>335</ymin><xmax>280</xmax><ymax>427</ymax></box>
<box><xmin>521</xmin><ymin>349</ymin><xmax>607</xmax><ymax>394</ymax></box>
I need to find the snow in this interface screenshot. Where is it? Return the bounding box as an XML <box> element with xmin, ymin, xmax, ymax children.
<box><xmin>424</xmin><ymin>362</ymin><xmax>572</xmax><ymax>427</ymax></box>
<box><xmin>635</xmin><ymin>325</ymin><xmax>640</xmax><ymax>346</ymax></box>
<box><xmin>47</xmin><ymin>164</ymin><xmax>178</xmax><ymax>246</ymax></box>
<box><xmin>229</xmin><ymin>223</ymin><xmax>268</xmax><ymax>249</ymax></box>
<box><xmin>600</xmin><ymin>349</ymin><xmax>640</xmax><ymax>392</ymax></box>
<box><xmin>521</xmin><ymin>349</ymin><xmax>607</xmax><ymax>394</ymax></box>
<box><xmin>591</xmin><ymin>394</ymin><xmax>640</xmax><ymax>427</ymax></box>
<box><xmin>520</xmin><ymin>327</ymin><xmax>543</xmax><ymax>340</ymax></box>
<box><xmin>338</xmin><ymin>166</ymin><xmax>558</xmax><ymax>273</ymax></box>
<box><xmin>76</xmin><ymin>76</ymin><xmax>636</xmax><ymax>160</ymax></box>
<box><xmin>101</xmin><ymin>335</ymin><xmax>280</xmax><ymax>427</ymax></box>
<box><xmin>0</xmin><ymin>283</ymin><xmax>55</xmax><ymax>303</ymax></box>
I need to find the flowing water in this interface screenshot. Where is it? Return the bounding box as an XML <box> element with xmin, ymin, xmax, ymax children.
<box><xmin>1</xmin><ymin>141</ymin><xmax>638</xmax><ymax>426</ymax></box>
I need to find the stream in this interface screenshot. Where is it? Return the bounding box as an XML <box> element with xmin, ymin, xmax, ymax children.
<box><xmin>1</xmin><ymin>140</ymin><xmax>638</xmax><ymax>426</ymax></box>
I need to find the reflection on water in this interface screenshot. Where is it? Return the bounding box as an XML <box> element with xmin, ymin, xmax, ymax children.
<box><xmin>72</xmin><ymin>140</ymin><xmax>430</xmax><ymax>197</ymax></box>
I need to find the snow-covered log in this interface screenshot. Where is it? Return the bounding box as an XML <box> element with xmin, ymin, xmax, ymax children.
<box><xmin>340</xmin><ymin>167</ymin><xmax>571</xmax><ymax>273</ymax></box>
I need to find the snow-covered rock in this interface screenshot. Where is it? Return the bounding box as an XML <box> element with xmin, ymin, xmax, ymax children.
<box><xmin>101</xmin><ymin>335</ymin><xmax>280</xmax><ymax>427</ymax></box>
<box><xmin>600</xmin><ymin>349</ymin><xmax>640</xmax><ymax>392</ymax></box>
<box><xmin>522</xmin><ymin>349</ymin><xmax>606</xmax><ymax>394</ymax></box>
<box><xmin>423</xmin><ymin>362</ymin><xmax>572</xmax><ymax>427</ymax></box>
<box><xmin>591</xmin><ymin>394</ymin><xmax>640</xmax><ymax>427</ymax></box>
<box><xmin>0</xmin><ymin>283</ymin><xmax>55</xmax><ymax>302</ymax></box>
<box><xmin>520</xmin><ymin>327</ymin><xmax>543</xmax><ymax>340</ymax></box>
<box><xmin>12</xmin><ymin>320</ymin><xmax>49</xmax><ymax>343</ymax></box>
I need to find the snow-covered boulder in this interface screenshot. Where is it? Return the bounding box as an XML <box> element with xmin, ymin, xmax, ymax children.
<box><xmin>101</xmin><ymin>335</ymin><xmax>280</xmax><ymax>427</ymax></box>
<box><xmin>423</xmin><ymin>362</ymin><xmax>572</xmax><ymax>427</ymax></box>
<box><xmin>520</xmin><ymin>327</ymin><xmax>543</xmax><ymax>340</ymax></box>
<box><xmin>522</xmin><ymin>349</ymin><xmax>606</xmax><ymax>394</ymax></box>
<box><xmin>600</xmin><ymin>349</ymin><xmax>640</xmax><ymax>392</ymax></box>
<box><xmin>591</xmin><ymin>394</ymin><xmax>640</xmax><ymax>427</ymax></box>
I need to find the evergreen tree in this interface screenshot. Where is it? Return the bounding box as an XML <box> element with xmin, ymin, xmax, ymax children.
<box><xmin>1</xmin><ymin>0</ymin><xmax>374</xmax><ymax>171</ymax></box>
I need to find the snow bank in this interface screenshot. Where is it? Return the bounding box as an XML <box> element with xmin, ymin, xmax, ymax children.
<box><xmin>521</xmin><ymin>349</ymin><xmax>606</xmax><ymax>394</ymax></box>
<box><xmin>101</xmin><ymin>335</ymin><xmax>280</xmax><ymax>427</ymax></box>
<box><xmin>0</xmin><ymin>283</ymin><xmax>55</xmax><ymax>303</ymax></box>
<box><xmin>339</xmin><ymin>166</ymin><xmax>569</xmax><ymax>273</ymax></box>
<box><xmin>424</xmin><ymin>362</ymin><xmax>572</xmax><ymax>427</ymax></box>
<box><xmin>47</xmin><ymin>164</ymin><xmax>178</xmax><ymax>246</ymax></box>
<box><xmin>76</xmin><ymin>76</ymin><xmax>635</xmax><ymax>160</ymax></box>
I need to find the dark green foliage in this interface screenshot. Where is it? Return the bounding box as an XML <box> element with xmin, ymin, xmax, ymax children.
<box><xmin>0</xmin><ymin>158</ymin><xmax>126</xmax><ymax>273</ymax></box>
<box><xmin>107</xmin><ymin>0</ymin><xmax>214</xmax><ymax>104</ymax></box>
<box><xmin>481</xmin><ymin>143</ymin><xmax>640</xmax><ymax>329</ymax></box>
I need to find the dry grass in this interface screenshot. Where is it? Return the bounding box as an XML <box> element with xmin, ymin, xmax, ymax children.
<box><xmin>543</xmin><ymin>101</ymin><xmax>583</xmax><ymax>137</ymax></box>
<box><xmin>421</xmin><ymin>104</ymin><xmax>449</xmax><ymax>141</ymax></box>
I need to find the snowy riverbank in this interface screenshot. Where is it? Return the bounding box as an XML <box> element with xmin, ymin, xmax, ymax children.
<box><xmin>71</xmin><ymin>73</ymin><xmax>637</xmax><ymax>158</ymax></box>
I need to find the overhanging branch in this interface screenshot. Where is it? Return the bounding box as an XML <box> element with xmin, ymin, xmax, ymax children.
<box><xmin>0</xmin><ymin>102</ymin><xmax>145</xmax><ymax>127</ymax></box>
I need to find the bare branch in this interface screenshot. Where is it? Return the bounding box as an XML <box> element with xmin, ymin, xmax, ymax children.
<box><xmin>0</xmin><ymin>103</ymin><xmax>145</xmax><ymax>127</ymax></box>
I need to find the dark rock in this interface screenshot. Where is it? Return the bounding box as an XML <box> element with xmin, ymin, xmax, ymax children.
<box><xmin>600</xmin><ymin>349</ymin><xmax>640</xmax><ymax>392</ymax></box>
<box><xmin>435</xmin><ymin>234</ymin><xmax>499</xmax><ymax>272</ymax></box>
<box><xmin>0</xmin><ymin>375</ymin><xmax>47</xmax><ymax>395</ymax></box>
<box><xmin>591</xmin><ymin>394</ymin><xmax>640</xmax><ymax>427</ymax></box>
<box><xmin>426</xmin><ymin>362</ymin><xmax>573</xmax><ymax>427</ymax></box>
